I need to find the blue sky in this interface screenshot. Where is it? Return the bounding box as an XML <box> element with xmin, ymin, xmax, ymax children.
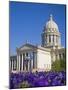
<box><xmin>9</xmin><ymin>1</ymin><xmax>66</xmax><ymax>55</ymax></box>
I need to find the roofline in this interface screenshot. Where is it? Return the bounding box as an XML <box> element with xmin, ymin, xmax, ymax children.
<box><xmin>16</xmin><ymin>43</ymin><xmax>51</xmax><ymax>52</ymax></box>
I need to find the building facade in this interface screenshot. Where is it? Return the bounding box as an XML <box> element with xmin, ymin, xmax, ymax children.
<box><xmin>10</xmin><ymin>14</ymin><xmax>65</xmax><ymax>72</ymax></box>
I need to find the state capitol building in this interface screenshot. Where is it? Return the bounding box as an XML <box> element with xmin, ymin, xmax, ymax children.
<box><xmin>10</xmin><ymin>14</ymin><xmax>65</xmax><ymax>72</ymax></box>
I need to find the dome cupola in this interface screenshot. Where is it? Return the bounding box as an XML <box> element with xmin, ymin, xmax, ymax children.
<box><xmin>45</xmin><ymin>14</ymin><xmax>59</xmax><ymax>33</ymax></box>
<box><xmin>41</xmin><ymin>14</ymin><xmax>61</xmax><ymax>48</ymax></box>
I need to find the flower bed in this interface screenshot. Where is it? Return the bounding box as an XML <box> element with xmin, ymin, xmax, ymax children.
<box><xmin>10</xmin><ymin>71</ymin><xmax>66</xmax><ymax>89</ymax></box>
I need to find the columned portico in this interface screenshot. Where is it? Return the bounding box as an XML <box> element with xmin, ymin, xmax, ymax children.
<box><xmin>16</xmin><ymin>51</ymin><xmax>37</xmax><ymax>72</ymax></box>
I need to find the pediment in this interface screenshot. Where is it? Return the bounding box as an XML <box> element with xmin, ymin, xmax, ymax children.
<box><xmin>17</xmin><ymin>43</ymin><xmax>37</xmax><ymax>51</ymax></box>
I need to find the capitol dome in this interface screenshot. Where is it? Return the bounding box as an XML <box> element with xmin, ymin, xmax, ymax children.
<box><xmin>45</xmin><ymin>14</ymin><xmax>59</xmax><ymax>32</ymax></box>
<box><xmin>42</xmin><ymin>14</ymin><xmax>61</xmax><ymax>48</ymax></box>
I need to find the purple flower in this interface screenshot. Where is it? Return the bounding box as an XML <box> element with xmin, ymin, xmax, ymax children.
<box><xmin>10</xmin><ymin>71</ymin><xmax>66</xmax><ymax>89</ymax></box>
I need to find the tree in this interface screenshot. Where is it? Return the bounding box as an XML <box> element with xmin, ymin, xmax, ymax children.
<box><xmin>52</xmin><ymin>56</ymin><xmax>66</xmax><ymax>71</ymax></box>
<box><xmin>60</xmin><ymin>59</ymin><xmax>66</xmax><ymax>71</ymax></box>
<box><xmin>52</xmin><ymin>60</ymin><xmax>61</xmax><ymax>71</ymax></box>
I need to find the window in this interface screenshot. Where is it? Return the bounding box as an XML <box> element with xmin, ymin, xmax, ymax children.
<box><xmin>63</xmin><ymin>53</ymin><xmax>65</xmax><ymax>59</ymax></box>
<box><xmin>46</xmin><ymin>35</ymin><xmax>47</xmax><ymax>40</ymax></box>
<box><xmin>23</xmin><ymin>53</ymin><xmax>25</xmax><ymax>60</ymax></box>
<box><xmin>26</xmin><ymin>53</ymin><xmax>28</xmax><ymax>57</ymax></box>
<box><xmin>49</xmin><ymin>35</ymin><xmax>51</xmax><ymax>42</ymax></box>
<box><xmin>13</xmin><ymin>60</ymin><xmax>17</xmax><ymax>70</ymax></box>
<box><xmin>11</xmin><ymin>59</ymin><xmax>12</xmax><ymax>70</ymax></box>
<box><xmin>53</xmin><ymin>35</ymin><xmax>54</xmax><ymax>42</ymax></box>
<box><xmin>59</xmin><ymin>54</ymin><xmax>61</xmax><ymax>59</ymax></box>
<box><xmin>13</xmin><ymin>59</ymin><xmax>14</xmax><ymax>70</ymax></box>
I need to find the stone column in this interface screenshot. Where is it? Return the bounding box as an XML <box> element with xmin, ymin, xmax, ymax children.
<box><xmin>58</xmin><ymin>36</ymin><xmax>59</xmax><ymax>46</ymax></box>
<box><xmin>28</xmin><ymin>61</ymin><xmax>29</xmax><ymax>71</ymax></box>
<box><xmin>30</xmin><ymin>59</ymin><xmax>31</xmax><ymax>71</ymax></box>
<box><xmin>51</xmin><ymin>35</ymin><xmax>53</xmax><ymax>45</ymax></box>
<box><xmin>10</xmin><ymin>60</ymin><xmax>11</xmax><ymax>71</ymax></box>
<box><xmin>13</xmin><ymin>60</ymin><xmax>15</xmax><ymax>70</ymax></box>
<box><xmin>57</xmin><ymin>36</ymin><xmax>59</xmax><ymax>46</ymax></box>
<box><xmin>28</xmin><ymin>61</ymin><xmax>30</xmax><ymax>71</ymax></box>
<box><xmin>56</xmin><ymin>36</ymin><xmax>58</xmax><ymax>45</ymax></box>
<box><xmin>54</xmin><ymin>35</ymin><xmax>56</xmax><ymax>45</ymax></box>
<box><xmin>18</xmin><ymin>54</ymin><xmax>20</xmax><ymax>71</ymax></box>
<box><xmin>34</xmin><ymin>52</ymin><xmax>37</xmax><ymax>69</ymax></box>
<box><xmin>14</xmin><ymin>60</ymin><xmax>16</xmax><ymax>71</ymax></box>
<box><xmin>12</xmin><ymin>59</ymin><xmax>13</xmax><ymax>71</ymax></box>
<box><xmin>17</xmin><ymin>55</ymin><xmax>19</xmax><ymax>71</ymax></box>
<box><xmin>47</xmin><ymin>35</ymin><xmax>49</xmax><ymax>45</ymax></box>
<box><xmin>22</xmin><ymin>54</ymin><xmax>23</xmax><ymax>71</ymax></box>
<box><xmin>59</xmin><ymin>36</ymin><xmax>61</xmax><ymax>46</ymax></box>
<box><xmin>53</xmin><ymin>35</ymin><xmax>54</xmax><ymax>42</ymax></box>
<box><xmin>32</xmin><ymin>59</ymin><xmax>33</xmax><ymax>70</ymax></box>
<box><xmin>57</xmin><ymin>54</ymin><xmax>59</xmax><ymax>60</ymax></box>
<box><xmin>61</xmin><ymin>54</ymin><xmax>63</xmax><ymax>59</ymax></box>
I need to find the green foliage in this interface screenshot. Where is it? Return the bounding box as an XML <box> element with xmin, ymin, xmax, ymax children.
<box><xmin>60</xmin><ymin>58</ymin><xmax>66</xmax><ymax>71</ymax></box>
<box><xmin>52</xmin><ymin>60</ymin><xmax>61</xmax><ymax>71</ymax></box>
<box><xmin>52</xmin><ymin>58</ymin><xmax>66</xmax><ymax>71</ymax></box>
